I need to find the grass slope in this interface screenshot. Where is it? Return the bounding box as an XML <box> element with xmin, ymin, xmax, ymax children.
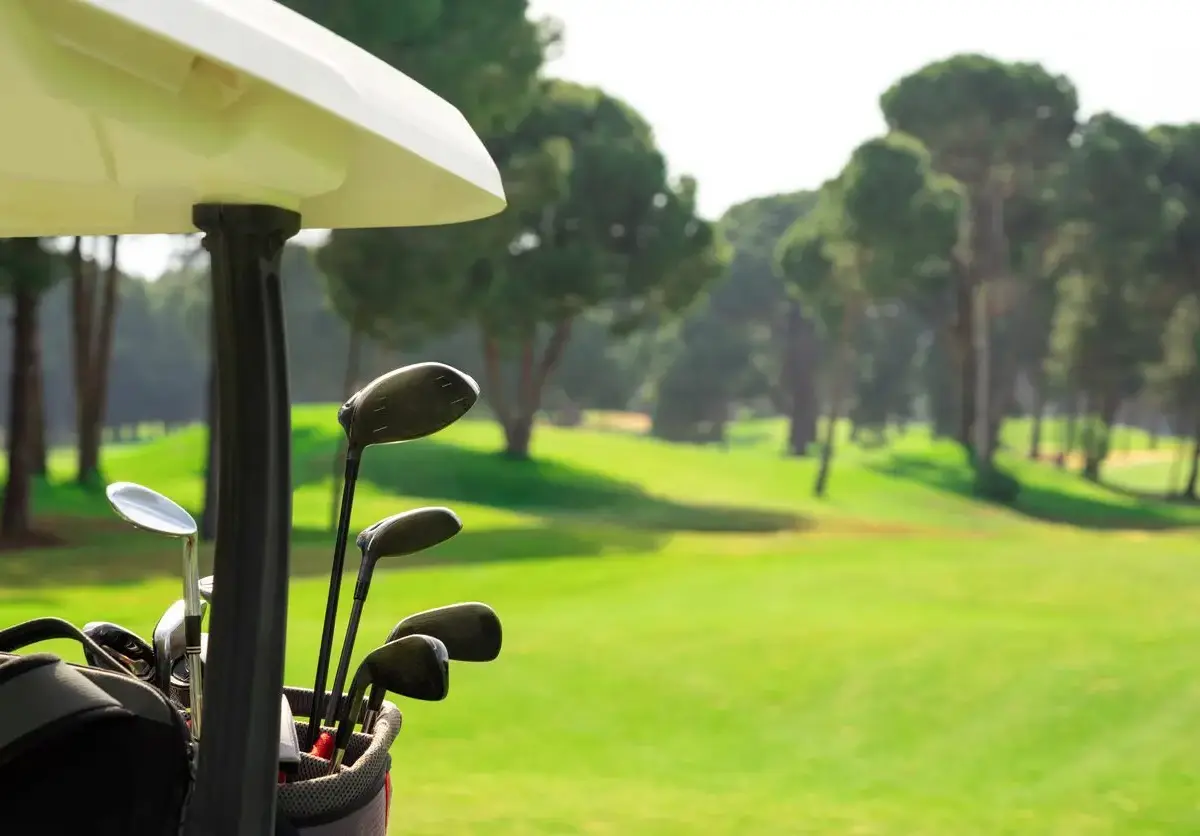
<box><xmin>4</xmin><ymin>408</ymin><xmax>1199</xmax><ymax>834</ymax></box>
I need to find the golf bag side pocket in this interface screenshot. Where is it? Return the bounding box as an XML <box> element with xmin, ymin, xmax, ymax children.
<box><xmin>0</xmin><ymin>652</ymin><xmax>192</xmax><ymax>836</ymax></box>
<box><xmin>278</xmin><ymin>687</ymin><xmax>403</xmax><ymax>836</ymax></box>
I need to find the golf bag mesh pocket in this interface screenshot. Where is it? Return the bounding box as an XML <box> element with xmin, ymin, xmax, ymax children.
<box><xmin>278</xmin><ymin>686</ymin><xmax>402</xmax><ymax>835</ymax></box>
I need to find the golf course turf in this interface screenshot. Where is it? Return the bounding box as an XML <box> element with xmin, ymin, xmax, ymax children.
<box><xmin>2</xmin><ymin>407</ymin><xmax>1198</xmax><ymax>834</ymax></box>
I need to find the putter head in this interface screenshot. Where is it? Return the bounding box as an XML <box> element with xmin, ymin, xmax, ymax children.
<box><xmin>356</xmin><ymin>507</ymin><xmax>462</xmax><ymax>561</ymax></box>
<box><xmin>105</xmin><ymin>482</ymin><xmax>197</xmax><ymax>539</ymax></box>
<box><xmin>386</xmin><ymin>603</ymin><xmax>502</xmax><ymax>663</ymax></box>
<box><xmin>82</xmin><ymin>621</ymin><xmax>156</xmax><ymax>681</ymax></box>
<box><xmin>337</xmin><ymin>362</ymin><xmax>479</xmax><ymax>450</ymax></box>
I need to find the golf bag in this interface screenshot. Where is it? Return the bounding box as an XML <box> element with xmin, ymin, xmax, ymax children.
<box><xmin>275</xmin><ymin>687</ymin><xmax>403</xmax><ymax>836</ymax></box>
<box><xmin>0</xmin><ymin>650</ymin><xmax>193</xmax><ymax>835</ymax></box>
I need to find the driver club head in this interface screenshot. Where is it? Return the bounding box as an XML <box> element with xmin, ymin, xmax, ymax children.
<box><xmin>330</xmin><ymin>634</ymin><xmax>449</xmax><ymax>772</ymax></box>
<box><xmin>337</xmin><ymin>362</ymin><xmax>479</xmax><ymax>452</ymax></box>
<box><xmin>385</xmin><ymin>603</ymin><xmax>502</xmax><ymax>663</ymax></box>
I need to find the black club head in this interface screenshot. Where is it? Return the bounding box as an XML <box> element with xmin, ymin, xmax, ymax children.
<box><xmin>386</xmin><ymin>603</ymin><xmax>502</xmax><ymax>663</ymax></box>
<box><xmin>337</xmin><ymin>362</ymin><xmax>479</xmax><ymax>451</ymax></box>
<box><xmin>356</xmin><ymin>507</ymin><xmax>462</xmax><ymax>562</ymax></box>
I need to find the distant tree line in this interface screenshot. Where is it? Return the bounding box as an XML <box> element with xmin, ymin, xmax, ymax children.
<box><xmin>2</xmin><ymin>15</ymin><xmax>1198</xmax><ymax>542</ymax></box>
<box><xmin>657</xmin><ymin>55</ymin><xmax>1200</xmax><ymax>501</ymax></box>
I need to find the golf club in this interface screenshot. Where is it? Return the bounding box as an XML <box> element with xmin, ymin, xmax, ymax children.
<box><xmin>322</xmin><ymin>507</ymin><xmax>462</xmax><ymax>734</ymax></box>
<box><xmin>199</xmin><ymin>575</ymin><xmax>213</xmax><ymax>605</ymax></box>
<box><xmin>362</xmin><ymin>602</ymin><xmax>502</xmax><ymax>732</ymax></box>
<box><xmin>329</xmin><ymin>634</ymin><xmax>449</xmax><ymax>773</ymax></box>
<box><xmin>306</xmin><ymin>362</ymin><xmax>478</xmax><ymax>749</ymax></box>
<box><xmin>0</xmin><ymin>616</ymin><xmax>128</xmax><ymax>675</ymax></box>
<box><xmin>154</xmin><ymin>598</ymin><xmax>209</xmax><ymax>693</ymax></box>
<box><xmin>106</xmin><ymin>481</ymin><xmax>205</xmax><ymax>743</ymax></box>
<box><xmin>82</xmin><ymin>621</ymin><xmax>157</xmax><ymax>683</ymax></box>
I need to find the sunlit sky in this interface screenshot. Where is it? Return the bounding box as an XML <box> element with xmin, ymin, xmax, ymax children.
<box><xmin>120</xmin><ymin>0</ymin><xmax>1199</xmax><ymax>277</ymax></box>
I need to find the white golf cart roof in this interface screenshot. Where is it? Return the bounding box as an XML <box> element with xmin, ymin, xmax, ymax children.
<box><xmin>0</xmin><ymin>0</ymin><xmax>506</xmax><ymax>236</ymax></box>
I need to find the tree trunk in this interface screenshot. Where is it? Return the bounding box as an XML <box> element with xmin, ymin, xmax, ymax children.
<box><xmin>30</xmin><ymin>340</ymin><xmax>47</xmax><ymax>477</ymax></box>
<box><xmin>481</xmin><ymin>319</ymin><xmax>573</xmax><ymax>461</ymax></box>
<box><xmin>83</xmin><ymin>236</ymin><xmax>121</xmax><ymax>482</ymax></box>
<box><xmin>2</xmin><ymin>286</ymin><xmax>39</xmax><ymax>539</ymax></box>
<box><xmin>951</xmin><ymin>279</ymin><xmax>976</xmax><ymax>448</ymax></box>
<box><xmin>1027</xmin><ymin>373</ymin><xmax>1046</xmax><ymax>461</ymax></box>
<box><xmin>329</xmin><ymin>324</ymin><xmax>364</xmax><ymax>531</ymax></box>
<box><xmin>813</xmin><ymin>303</ymin><xmax>859</xmax><ymax>498</ymax></box>
<box><xmin>1183</xmin><ymin>411</ymin><xmax>1200</xmax><ymax>501</ymax></box>
<box><xmin>973</xmin><ymin>278</ymin><xmax>992</xmax><ymax>464</ymax></box>
<box><xmin>783</xmin><ymin>300</ymin><xmax>818</xmax><ymax>456</ymax></box>
<box><xmin>1082</xmin><ymin>391</ymin><xmax>1120</xmax><ymax>482</ymax></box>
<box><xmin>200</xmin><ymin>348</ymin><xmax>219</xmax><ymax>542</ymax></box>
<box><xmin>67</xmin><ymin>236</ymin><xmax>122</xmax><ymax>487</ymax></box>
<box><xmin>1059</xmin><ymin>392</ymin><xmax>1082</xmax><ymax>469</ymax></box>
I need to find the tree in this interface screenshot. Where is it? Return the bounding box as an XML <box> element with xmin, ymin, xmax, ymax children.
<box><xmin>0</xmin><ymin>238</ymin><xmax>58</xmax><ymax>541</ymax></box>
<box><xmin>1147</xmin><ymin>295</ymin><xmax>1200</xmax><ymax>497</ymax></box>
<box><xmin>717</xmin><ymin>193</ymin><xmax>820</xmax><ymax>454</ymax></box>
<box><xmin>881</xmin><ymin>54</ymin><xmax>1078</xmax><ymax>464</ymax></box>
<box><xmin>781</xmin><ymin>136</ymin><xmax>961</xmax><ymax>496</ymax></box>
<box><xmin>471</xmin><ymin>81</ymin><xmax>725</xmax><ymax>457</ymax></box>
<box><xmin>1046</xmin><ymin>114</ymin><xmax>1176</xmax><ymax>480</ymax></box>
<box><xmin>68</xmin><ymin>236</ymin><xmax>122</xmax><ymax>486</ymax></box>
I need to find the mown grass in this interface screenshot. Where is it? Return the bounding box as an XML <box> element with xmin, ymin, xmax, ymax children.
<box><xmin>3</xmin><ymin>406</ymin><xmax>1199</xmax><ymax>834</ymax></box>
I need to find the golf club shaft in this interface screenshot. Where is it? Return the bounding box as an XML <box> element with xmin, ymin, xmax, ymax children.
<box><xmin>305</xmin><ymin>453</ymin><xmax>361</xmax><ymax>749</ymax></box>
<box><xmin>324</xmin><ymin>598</ymin><xmax>366</xmax><ymax>731</ymax></box>
<box><xmin>186</xmin><ymin>647</ymin><xmax>204</xmax><ymax>740</ymax></box>
<box><xmin>181</xmin><ymin>535</ymin><xmax>204</xmax><ymax>741</ymax></box>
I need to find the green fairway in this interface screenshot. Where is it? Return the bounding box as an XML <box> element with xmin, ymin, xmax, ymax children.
<box><xmin>4</xmin><ymin>410</ymin><xmax>1200</xmax><ymax>834</ymax></box>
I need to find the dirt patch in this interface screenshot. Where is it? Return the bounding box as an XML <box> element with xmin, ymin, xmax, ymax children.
<box><xmin>1032</xmin><ymin>448</ymin><xmax>1179</xmax><ymax>470</ymax></box>
<box><xmin>583</xmin><ymin>411</ymin><xmax>652</xmax><ymax>434</ymax></box>
<box><xmin>0</xmin><ymin>515</ymin><xmax>130</xmax><ymax>552</ymax></box>
<box><xmin>0</xmin><ymin>528</ymin><xmax>68</xmax><ymax>551</ymax></box>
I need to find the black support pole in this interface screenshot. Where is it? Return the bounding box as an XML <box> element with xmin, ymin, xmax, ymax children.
<box><xmin>184</xmin><ymin>204</ymin><xmax>300</xmax><ymax>836</ymax></box>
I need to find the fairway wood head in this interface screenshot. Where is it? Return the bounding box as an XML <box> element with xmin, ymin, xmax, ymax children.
<box><xmin>337</xmin><ymin>362</ymin><xmax>479</xmax><ymax>451</ymax></box>
<box><xmin>82</xmin><ymin>621</ymin><xmax>156</xmax><ymax>681</ymax></box>
<box><xmin>357</xmin><ymin>507</ymin><xmax>462</xmax><ymax>561</ymax></box>
<box><xmin>106</xmin><ymin>482</ymin><xmax>197</xmax><ymax>539</ymax></box>
<box><xmin>386</xmin><ymin>603</ymin><xmax>502</xmax><ymax>662</ymax></box>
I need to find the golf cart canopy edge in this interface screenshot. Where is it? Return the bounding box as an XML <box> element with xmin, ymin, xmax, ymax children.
<box><xmin>0</xmin><ymin>0</ymin><xmax>507</xmax><ymax>237</ymax></box>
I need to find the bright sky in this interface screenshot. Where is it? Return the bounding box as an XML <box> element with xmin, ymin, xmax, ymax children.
<box><xmin>119</xmin><ymin>0</ymin><xmax>1200</xmax><ymax>278</ymax></box>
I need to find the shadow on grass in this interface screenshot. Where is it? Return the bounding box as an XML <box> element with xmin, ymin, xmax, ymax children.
<box><xmin>0</xmin><ymin>519</ymin><xmax>672</xmax><ymax>591</ymax></box>
<box><xmin>871</xmin><ymin>451</ymin><xmax>1200</xmax><ymax>531</ymax></box>
<box><xmin>295</xmin><ymin>436</ymin><xmax>808</xmax><ymax>535</ymax></box>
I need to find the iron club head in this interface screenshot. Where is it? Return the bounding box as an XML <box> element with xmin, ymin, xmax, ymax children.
<box><xmin>83</xmin><ymin>621</ymin><xmax>156</xmax><ymax>683</ymax></box>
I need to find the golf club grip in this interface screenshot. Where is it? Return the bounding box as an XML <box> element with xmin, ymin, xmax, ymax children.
<box><xmin>0</xmin><ymin>617</ymin><xmax>129</xmax><ymax>674</ymax></box>
<box><xmin>305</xmin><ymin>453</ymin><xmax>361</xmax><ymax>750</ymax></box>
